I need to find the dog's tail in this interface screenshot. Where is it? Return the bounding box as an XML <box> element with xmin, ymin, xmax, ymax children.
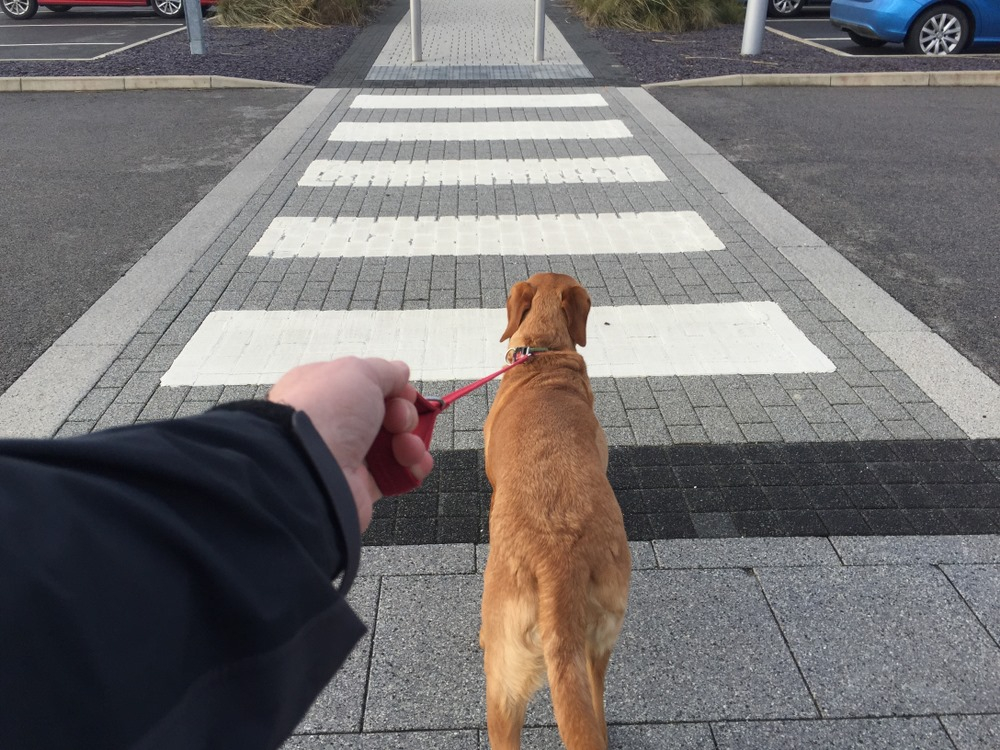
<box><xmin>537</xmin><ymin>564</ymin><xmax>607</xmax><ymax>750</ymax></box>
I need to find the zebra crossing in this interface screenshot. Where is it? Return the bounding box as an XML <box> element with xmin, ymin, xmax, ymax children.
<box><xmin>162</xmin><ymin>90</ymin><xmax>836</xmax><ymax>393</ymax></box>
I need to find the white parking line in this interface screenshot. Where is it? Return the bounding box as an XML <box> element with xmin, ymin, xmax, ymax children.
<box><xmin>329</xmin><ymin>120</ymin><xmax>633</xmax><ymax>142</ymax></box>
<box><xmin>299</xmin><ymin>156</ymin><xmax>667</xmax><ymax>187</ymax></box>
<box><xmin>350</xmin><ymin>94</ymin><xmax>609</xmax><ymax>109</ymax></box>
<box><xmin>0</xmin><ymin>23</ymin><xmax>180</xmax><ymax>27</ymax></box>
<box><xmin>0</xmin><ymin>43</ymin><xmax>122</xmax><ymax>47</ymax></box>
<box><xmin>249</xmin><ymin>213</ymin><xmax>724</xmax><ymax>258</ymax></box>
<box><xmin>160</xmin><ymin>303</ymin><xmax>835</xmax><ymax>386</ymax></box>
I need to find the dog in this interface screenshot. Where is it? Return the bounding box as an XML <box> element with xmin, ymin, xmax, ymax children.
<box><xmin>480</xmin><ymin>273</ymin><xmax>631</xmax><ymax>750</ymax></box>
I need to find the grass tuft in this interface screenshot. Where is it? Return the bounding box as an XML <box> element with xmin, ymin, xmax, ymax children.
<box><xmin>567</xmin><ymin>0</ymin><xmax>745</xmax><ymax>32</ymax></box>
<box><xmin>214</xmin><ymin>0</ymin><xmax>380</xmax><ymax>28</ymax></box>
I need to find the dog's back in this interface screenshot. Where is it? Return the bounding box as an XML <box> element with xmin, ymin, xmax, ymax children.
<box><xmin>481</xmin><ymin>274</ymin><xmax>630</xmax><ymax>750</ymax></box>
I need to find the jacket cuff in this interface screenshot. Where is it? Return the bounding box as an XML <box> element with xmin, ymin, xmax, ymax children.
<box><xmin>213</xmin><ymin>400</ymin><xmax>361</xmax><ymax>595</ymax></box>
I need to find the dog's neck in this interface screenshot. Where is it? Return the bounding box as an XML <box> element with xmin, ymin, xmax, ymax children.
<box><xmin>505</xmin><ymin>345</ymin><xmax>550</xmax><ymax>364</ymax></box>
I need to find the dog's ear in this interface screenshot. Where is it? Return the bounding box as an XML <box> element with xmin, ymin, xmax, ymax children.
<box><xmin>501</xmin><ymin>281</ymin><xmax>535</xmax><ymax>342</ymax></box>
<box><xmin>562</xmin><ymin>285</ymin><xmax>591</xmax><ymax>347</ymax></box>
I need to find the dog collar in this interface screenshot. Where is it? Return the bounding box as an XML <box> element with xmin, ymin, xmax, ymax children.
<box><xmin>504</xmin><ymin>346</ymin><xmax>549</xmax><ymax>365</ymax></box>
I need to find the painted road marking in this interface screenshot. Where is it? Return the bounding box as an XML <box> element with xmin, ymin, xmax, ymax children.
<box><xmin>249</xmin><ymin>212</ymin><xmax>724</xmax><ymax>258</ymax></box>
<box><xmin>329</xmin><ymin>120</ymin><xmax>632</xmax><ymax>142</ymax></box>
<box><xmin>350</xmin><ymin>93</ymin><xmax>609</xmax><ymax>109</ymax></box>
<box><xmin>299</xmin><ymin>155</ymin><xmax>667</xmax><ymax>187</ymax></box>
<box><xmin>161</xmin><ymin>303</ymin><xmax>834</xmax><ymax>386</ymax></box>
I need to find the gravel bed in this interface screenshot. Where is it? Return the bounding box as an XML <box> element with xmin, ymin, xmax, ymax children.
<box><xmin>1</xmin><ymin>10</ymin><xmax>998</xmax><ymax>85</ymax></box>
<box><xmin>0</xmin><ymin>23</ymin><xmax>361</xmax><ymax>85</ymax></box>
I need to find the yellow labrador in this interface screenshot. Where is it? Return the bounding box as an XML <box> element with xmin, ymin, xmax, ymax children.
<box><xmin>481</xmin><ymin>273</ymin><xmax>631</xmax><ymax>750</ymax></box>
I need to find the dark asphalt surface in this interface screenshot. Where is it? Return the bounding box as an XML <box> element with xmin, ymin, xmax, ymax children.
<box><xmin>0</xmin><ymin>88</ymin><xmax>306</xmax><ymax>392</ymax></box>
<box><xmin>651</xmin><ymin>86</ymin><xmax>1000</xmax><ymax>385</ymax></box>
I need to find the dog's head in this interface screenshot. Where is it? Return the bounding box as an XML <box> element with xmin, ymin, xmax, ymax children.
<box><xmin>500</xmin><ymin>273</ymin><xmax>591</xmax><ymax>351</ymax></box>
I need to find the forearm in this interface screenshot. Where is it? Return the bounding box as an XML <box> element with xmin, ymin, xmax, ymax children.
<box><xmin>0</xmin><ymin>407</ymin><xmax>364</xmax><ymax>750</ymax></box>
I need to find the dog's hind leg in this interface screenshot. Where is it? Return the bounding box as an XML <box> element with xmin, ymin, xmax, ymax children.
<box><xmin>482</xmin><ymin>572</ymin><xmax>544</xmax><ymax>750</ymax></box>
<box><xmin>484</xmin><ymin>638</ymin><xmax>542</xmax><ymax>750</ymax></box>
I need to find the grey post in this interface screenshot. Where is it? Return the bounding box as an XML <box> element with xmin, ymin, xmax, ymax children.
<box><xmin>411</xmin><ymin>0</ymin><xmax>422</xmax><ymax>62</ymax></box>
<box><xmin>534</xmin><ymin>0</ymin><xmax>545</xmax><ymax>61</ymax></box>
<box><xmin>741</xmin><ymin>0</ymin><xmax>768</xmax><ymax>55</ymax></box>
<box><xmin>182</xmin><ymin>0</ymin><xmax>206</xmax><ymax>55</ymax></box>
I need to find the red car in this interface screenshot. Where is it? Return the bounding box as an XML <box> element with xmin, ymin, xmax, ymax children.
<box><xmin>1</xmin><ymin>0</ymin><xmax>212</xmax><ymax>19</ymax></box>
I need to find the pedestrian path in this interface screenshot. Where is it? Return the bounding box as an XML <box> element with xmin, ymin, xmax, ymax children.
<box><xmin>366</xmin><ymin>0</ymin><xmax>591</xmax><ymax>80</ymax></box>
<box><xmin>7</xmin><ymin>0</ymin><xmax>1000</xmax><ymax>746</ymax></box>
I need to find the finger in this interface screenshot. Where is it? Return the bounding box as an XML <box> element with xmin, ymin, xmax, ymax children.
<box><xmin>383</xmin><ymin>396</ymin><xmax>418</xmax><ymax>433</ymax></box>
<box><xmin>362</xmin><ymin>358</ymin><xmax>411</xmax><ymax>399</ymax></box>
<box><xmin>410</xmin><ymin>452</ymin><xmax>434</xmax><ymax>481</ymax></box>
<box><xmin>391</xmin><ymin>431</ymin><xmax>428</xmax><ymax>467</ymax></box>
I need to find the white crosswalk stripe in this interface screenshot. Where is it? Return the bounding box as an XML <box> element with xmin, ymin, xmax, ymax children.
<box><xmin>350</xmin><ymin>93</ymin><xmax>609</xmax><ymax>109</ymax></box>
<box><xmin>298</xmin><ymin>156</ymin><xmax>668</xmax><ymax>187</ymax></box>
<box><xmin>161</xmin><ymin>304</ymin><xmax>834</xmax><ymax>387</ymax></box>
<box><xmin>328</xmin><ymin>120</ymin><xmax>633</xmax><ymax>142</ymax></box>
<box><xmin>249</xmin><ymin>213</ymin><xmax>725</xmax><ymax>258</ymax></box>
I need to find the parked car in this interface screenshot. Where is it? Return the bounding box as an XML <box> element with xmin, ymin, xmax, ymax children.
<box><xmin>1</xmin><ymin>0</ymin><xmax>212</xmax><ymax>19</ymax></box>
<box><xmin>768</xmin><ymin>0</ymin><xmax>831</xmax><ymax>18</ymax></box>
<box><xmin>830</xmin><ymin>0</ymin><xmax>1000</xmax><ymax>54</ymax></box>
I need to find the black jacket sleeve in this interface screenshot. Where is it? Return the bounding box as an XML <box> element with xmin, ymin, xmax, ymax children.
<box><xmin>0</xmin><ymin>405</ymin><xmax>366</xmax><ymax>750</ymax></box>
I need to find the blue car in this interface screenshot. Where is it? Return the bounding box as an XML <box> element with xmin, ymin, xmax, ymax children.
<box><xmin>831</xmin><ymin>0</ymin><xmax>1000</xmax><ymax>54</ymax></box>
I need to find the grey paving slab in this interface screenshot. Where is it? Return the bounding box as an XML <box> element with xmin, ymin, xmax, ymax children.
<box><xmin>757</xmin><ymin>565</ymin><xmax>1000</xmax><ymax>717</ymax></box>
<box><xmin>629</xmin><ymin>541</ymin><xmax>657</xmax><ymax>570</ymax></box>
<box><xmin>364</xmin><ymin>575</ymin><xmax>484</xmax><ymax>731</ymax></box>
<box><xmin>474</xmin><ymin>542</ymin><xmax>657</xmax><ymax>573</ymax></box>
<box><xmin>283</xmin><ymin>730</ymin><xmax>478</xmax><ymax>749</ymax></box>
<box><xmin>359</xmin><ymin>543</ymin><xmax>476</xmax><ymax>577</ymax></box>
<box><xmin>940</xmin><ymin>714</ymin><xmax>1000</xmax><ymax>750</ymax></box>
<box><xmin>652</xmin><ymin>537</ymin><xmax>841</xmax><ymax>569</ymax></box>
<box><xmin>508</xmin><ymin>723</ymin><xmax>716</xmax><ymax>749</ymax></box>
<box><xmin>712</xmin><ymin>717</ymin><xmax>955</xmax><ymax>750</ymax></box>
<box><xmin>833</xmin><ymin>535</ymin><xmax>1000</xmax><ymax>566</ymax></box>
<box><xmin>605</xmin><ymin>569</ymin><xmax>817</xmax><ymax>723</ymax></box>
<box><xmin>941</xmin><ymin>565</ymin><xmax>1000</xmax><ymax>644</ymax></box>
<box><xmin>870</xmin><ymin>330</ymin><xmax>1000</xmax><ymax>439</ymax></box>
<box><xmin>295</xmin><ymin>576</ymin><xmax>380</xmax><ymax>734</ymax></box>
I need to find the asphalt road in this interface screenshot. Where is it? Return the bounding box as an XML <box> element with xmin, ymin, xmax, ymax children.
<box><xmin>0</xmin><ymin>88</ymin><xmax>305</xmax><ymax>392</ymax></box>
<box><xmin>652</xmin><ymin>86</ymin><xmax>1000</xmax><ymax>384</ymax></box>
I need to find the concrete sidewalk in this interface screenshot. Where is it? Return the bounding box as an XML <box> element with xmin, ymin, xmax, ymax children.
<box><xmin>286</xmin><ymin>537</ymin><xmax>1000</xmax><ymax>748</ymax></box>
<box><xmin>4</xmin><ymin>0</ymin><xmax>1000</xmax><ymax>746</ymax></box>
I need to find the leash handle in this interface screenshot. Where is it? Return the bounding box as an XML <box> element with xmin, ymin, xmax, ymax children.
<box><xmin>365</xmin><ymin>393</ymin><xmax>443</xmax><ymax>496</ymax></box>
<box><xmin>364</xmin><ymin>352</ymin><xmax>535</xmax><ymax>496</ymax></box>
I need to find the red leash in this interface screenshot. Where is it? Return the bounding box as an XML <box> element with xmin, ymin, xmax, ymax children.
<box><xmin>365</xmin><ymin>350</ymin><xmax>539</xmax><ymax>495</ymax></box>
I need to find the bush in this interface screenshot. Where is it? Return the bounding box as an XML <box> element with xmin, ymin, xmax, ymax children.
<box><xmin>567</xmin><ymin>0</ymin><xmax>745</xmax><ymax>32</ymax></box>
<box><xmin>214</xmin><ymin>0</ymin><xmax>378</xmax><ymax>28</ymax></box>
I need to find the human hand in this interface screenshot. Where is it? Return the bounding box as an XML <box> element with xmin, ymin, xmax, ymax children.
<box><xmin>268</xmin><ymin>358</ymin><xmax>434</xmax><ymax>530</ymax></box>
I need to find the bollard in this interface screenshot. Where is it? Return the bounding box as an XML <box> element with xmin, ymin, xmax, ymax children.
<box><xmin>411</xmin><ymin>0</ymin><xmax>422</xmax><ymax>62</ymax></box>
<box><xmin>741</xmin><ymin>0</ymin><xmax>769</xmax><ymax>55</ymax></box>
<box><xmin>534</xmin><ymin>0</ymin><xmax>546</xmax><ymax>61</ymax></box>
<box><xmin>182</xmin><ymin>0</ymin><xmax>206</xmax><ymax>55</ymax></box>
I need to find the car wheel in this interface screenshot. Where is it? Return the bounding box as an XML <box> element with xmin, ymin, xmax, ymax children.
<box><xmin>1</xmin><ymin>0</ymin><xmax>39</xmax><ymax>19</ymax></box>
<box><xmin>847</xmin><ymin>30</ymin><xmax>888</xmax><ymax>48</ymax></box>
<box><xmin>905</xmin><ymin>4</ymin><xmax>970</xmax><ymax>55</ymax></box>
<box><xmin>767</xmin><ymin>0</ymin><xmax>804</xmax><ymax>18</ymax></box>
<box><xmin>151</xmin><ymin>0</ymin><xmax>183</xmax><ymax>18</ymax></box>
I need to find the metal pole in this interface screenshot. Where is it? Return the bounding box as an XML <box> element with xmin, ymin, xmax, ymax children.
<box><xmin>182</xmin><ymin>0</ymin><xmax>206</xmax><ymax>55</ymax></box>
<box><xmin>411</xmin><ymin>0</ymin><xmax>422</xmax><ymax>63</ymax></box>
<box><xmin>534</xmin><ymin>0</ymin><xmax>545</xmax><ymax>62</ymax></box>
<box><xmin>741</xmin><ymin>0</ymin><xmax>768</xmax><ymax>55</ymax></box>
